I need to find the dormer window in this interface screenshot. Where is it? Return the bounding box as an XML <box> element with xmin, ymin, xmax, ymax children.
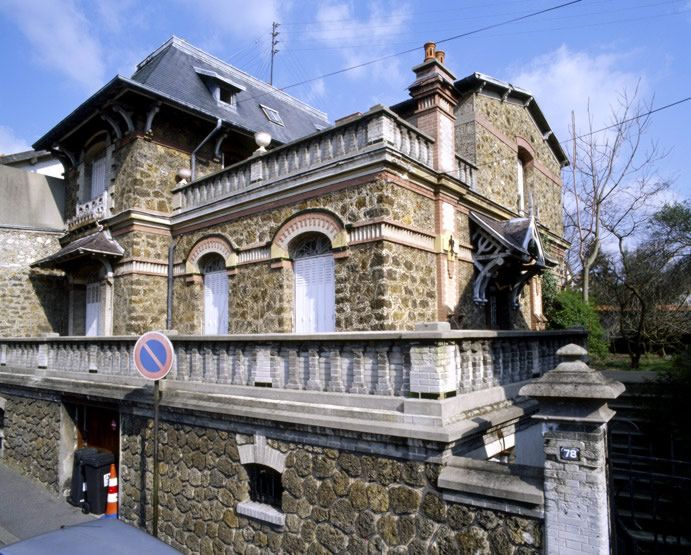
<box><xmin>80</xmin><ymin>133</ymin><xmax>112</xmax><ymax>202</ymax></box>
<box><xmin>260</xmin><ymin>104</ymin><xmax>284</xmax><ymax>126</ymax></box>
<box><xmin>195</xmin><ymin>67</ymin><xmax>245</xmax><ymax>110</ymax></box>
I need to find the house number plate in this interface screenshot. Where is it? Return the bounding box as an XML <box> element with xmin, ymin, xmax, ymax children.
<box><xmin>559</xmin><ymin>446</ymin><xmax>581</xmax><ymax>462</ymax></box>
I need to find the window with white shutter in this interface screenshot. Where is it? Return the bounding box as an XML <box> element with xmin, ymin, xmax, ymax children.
<box><xmin>292</xmin><ymin>235</ymin><xmax>335</xmax><ymax>333</ymax></box>
<box><xmin>201</xmin><ymin>254</ymin><xmax>228</xmax><ymax>335</ymax></box>
<box><xmin>85</xmin><ymin>282</ymin><xmax>101</xmax><ymax>337</ymax></box>
<box><xmin>90</xmin><ymin>155</ymin><xmax>107</xmax><ymax>198</ymax></box>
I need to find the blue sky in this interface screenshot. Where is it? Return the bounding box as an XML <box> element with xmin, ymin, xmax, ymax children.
<box><xmin>0</xmin><ymin>0</ymin><xmax>689</xmax><ymax>201</ymax></box>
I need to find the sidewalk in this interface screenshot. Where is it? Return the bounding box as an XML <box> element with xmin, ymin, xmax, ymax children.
<box><xmin>0</xmin><ymin>462</ymin><xmax>94</xmax><ymax>547</ymax></box>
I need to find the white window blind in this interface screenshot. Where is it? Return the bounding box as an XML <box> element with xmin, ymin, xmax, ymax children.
<box><xmin>516</xmin><ymin>158</ymin><xmax>525</xmax><ymax>214</ymax></box>
<box><xmin>204</xmin><ymin>270</ymin><xmax>228</xmax><ymax>335</ymax></box>
<box><xmin>294</xmin><ymin>254</ymin><xmax>335</xmax><ymax>333</ymax></box>
<box><xmin>91</xmin><ymin>155</ymin><xmax>107</xmax><ymax>198</ymax></box>
<box><xmin>85</xmin><ymin>282</ymin><xmax>101</xmax><ymax>337</ymax></box>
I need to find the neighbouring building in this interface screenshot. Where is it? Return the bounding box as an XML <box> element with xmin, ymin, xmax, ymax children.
<box><xmin>0</xmin><ymin>38</ymin><xmax>616</xmax><ymax>555</ymax></box>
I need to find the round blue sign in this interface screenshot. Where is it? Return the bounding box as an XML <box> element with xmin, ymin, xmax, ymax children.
<box><xmin>133</xmin><ymin>331</ymin><xmax>175</xmax><ymax>380</ymax></box>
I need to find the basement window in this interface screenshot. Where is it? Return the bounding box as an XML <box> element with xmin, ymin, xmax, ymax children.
<box><xmin>246</xmin><ymin>463</ymin><xmax>282</xmax><ymax>508</ymax></box>
<box><xmin>260</xmin><ymin>104</ymin><xmax>284</xmax><ymax>126</ymax></box>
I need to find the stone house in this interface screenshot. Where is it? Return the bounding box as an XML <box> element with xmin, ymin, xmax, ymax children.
<box><xmin>0</xmin><ymin>38</ymin><xmax>613</xmax><ymax>555</ymax></box>
<box><xmin>1</xmin><ymin>36</ymin><xmax>568</xmax><ymax>340</ymax></box>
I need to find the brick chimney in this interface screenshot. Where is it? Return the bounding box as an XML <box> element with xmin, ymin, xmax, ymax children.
<box><xmin>409</xmin><ymin>42</ymin><xmax>458</xmax><ymax>173</ymax></box>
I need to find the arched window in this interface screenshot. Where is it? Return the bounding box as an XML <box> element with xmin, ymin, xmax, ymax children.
<box><xmin>245</xmin><ymin>464</ymin><xmax>283</xmax><ymax>508</ymax></box>
<box><xmin>516</xmin><ymin>146</ymin><xmax>533</xmax><ymax>216</ymax></box>
<box><xmin>82</xmin><ymin>134</ymin><xmax>111</xmax><ymax>202</ymax></box>
<box><xmin>291</xmin><ymin>233</ymin><xmax>335</xmax><ymax>333</ymax></box>
<box><xmin>200</xmin><ymin>253</ymin><xmax>228</xmax><ymax>335</ymax></box>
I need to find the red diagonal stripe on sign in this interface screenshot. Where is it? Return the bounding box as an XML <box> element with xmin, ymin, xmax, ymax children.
<box><xmin>142</xmin><ymin>342</ymin><xmax>165</xmax><ymax>373</ymax></box>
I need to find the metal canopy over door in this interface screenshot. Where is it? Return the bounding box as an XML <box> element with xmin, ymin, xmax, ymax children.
<box><xmin>294</xmin><ymin>253</ymin><xmax>335</xmax><ymax>333</ymax></box>
<box><xmin>85</xmin><ymin>282</ymin><xmax>101</xmax><ymax>336</ymax></box>
<box><xmin>204</xmin><ymin>270</ymin><xmax>228</xmax><ymax>334</ymax></box>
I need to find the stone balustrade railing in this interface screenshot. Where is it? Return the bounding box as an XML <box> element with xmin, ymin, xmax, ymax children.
<box><xmin>0</xmin><ymin>329</ymin><xmax>585</xmax><ymax>399</ymax></box>
<box><xmin>67</xmin><ymin>191</ymin><xmax>110</xmax><ymax>230</ymax></box>
<box><xmin>456</xmin><ymin>155</ymin><xmax>477</xmax><ymax>190</ymax></box>
<box><xmin>173</xmin><ymin>107</ymin><xmax>435</xmax><ymax>213</ymax></box>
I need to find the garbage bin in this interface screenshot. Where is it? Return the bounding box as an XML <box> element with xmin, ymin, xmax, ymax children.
<box><xmin>68</xmin><ymin>447</ymin><xmax>98</xmax><ymax>507</ymax></box>
<box><xmin>81</xmin><ymin>449</ymin><xmax>114</xmax><ymax>515</ymax></box>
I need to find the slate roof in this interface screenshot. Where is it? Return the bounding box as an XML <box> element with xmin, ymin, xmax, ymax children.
<box><xmin>34</xmin><ymin>37</ymin><xmax>329</xmax><ymax>150</ymax></box>
<box><xmin>130</xmin><ymin>37</ymin><xmax>328</xmax><ymax>144</ymax></box>
<box><xmin>32</xmin><ymin>230</ymin><xmax>124</xmax><ymax>268</ymax></box>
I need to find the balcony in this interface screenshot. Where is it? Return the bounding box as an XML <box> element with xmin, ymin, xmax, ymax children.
<box><xmin>0</xmin><ymin>328</ymin><xmax>585</xmax><ymax>443</ymax></box>
<box><xmin>172</xmin><ymin>106</ymin><xmax>451</xmax><ymax>220</ymax></box>
<box><xmin>67</xmin><ymin>191</ymin><xmax>110</xmax><ymax>230</ymax></box>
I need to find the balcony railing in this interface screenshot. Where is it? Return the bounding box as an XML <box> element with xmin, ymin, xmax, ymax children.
<box><xmin>67</xmin><ymin>191</ymin><xmax>110</xmax><ymax>230</ymax></box>
<box><xmin>0</xmin><ymin>329</ymin><xmax>585</xmax><ymax>399</ymax></box>
<box><xmin>172</xmin><ymin>107</ymin><xmax>437</xmax><ymax>214</ymax></box>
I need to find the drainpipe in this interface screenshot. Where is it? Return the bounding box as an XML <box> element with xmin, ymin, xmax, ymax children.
<box><xmin>191</xmin><ymin>119</ymin><xmax>222</xmax><ymax>181</ymax></box>
<box><xmin>166</xmin><ymin>241</ymin><xmax>176</xmax><ymax>330</ymax></box>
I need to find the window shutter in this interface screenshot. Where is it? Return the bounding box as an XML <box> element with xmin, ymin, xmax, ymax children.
<box><xmin>294</xmin><ymin>254</ymin><xmax>335</xmax><ymax>333</ymax></box>
<box><xmin>91</xmin><ymin>156</ymin><xmax>107</xmax><ymax>198</ymax></box>
<box><xmin>204</xmin><ymin>270</ymin><xmax>228</xmax><ymax>334</ymax></box>
<box><xmin>85</xmin><ymin>282</ymin><xmax>101</xmax><ymax>337</ymax></box>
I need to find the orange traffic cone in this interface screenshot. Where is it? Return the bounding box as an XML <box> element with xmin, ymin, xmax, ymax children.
<box><xmin>103</xmin><ymin>463</ymin><xmax>118</xmax><ymax>519</ymax></box>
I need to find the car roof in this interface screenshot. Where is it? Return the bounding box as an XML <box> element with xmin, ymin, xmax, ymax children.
<box><xmin>0</xmin><ymin>519</ymin><xmax>179</xmax><ymax>554</ymax></box>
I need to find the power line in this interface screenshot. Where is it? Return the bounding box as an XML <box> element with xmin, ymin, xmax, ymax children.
<box><xmin>475</xmin><ymin>95</ymin><xmax>691</xmax><ymax>169</ymax></box>
<box><xmin>276</xmin><ymin>0</ymin><xmax>584</xmax><ymax>93</ymax></box>
<box><xmin>233</xmin><ymin>0</ymin><xmax>584</xmax><ymax>109</ymax></box>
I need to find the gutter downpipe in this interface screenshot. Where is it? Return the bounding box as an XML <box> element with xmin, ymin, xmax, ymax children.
<box><xmin>191</xmin><ymin>118</ymin><xmax>222</xmax><ymax>181</ymax></box>
<box><xmin>166</xmin><ymin>241</ymin><xmax>176</xmax><ymax>330</ymax></box>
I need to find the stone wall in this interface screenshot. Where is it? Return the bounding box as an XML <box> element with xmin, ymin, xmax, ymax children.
<box><xmin>455</xmin><ymin>94</ymin><xmax>564</xmax><ymax>236</ymax></box>
<box><xmin>120</xmin><ymin>413</ymin><xmax>543</xmax><ymax>554</ymax></box>
<box><xmin>0</xmin><ymin>228</ymin><xmax>66</xmax><ymax>337</ymax></box>
<box><xmin>113</xmin><ymin>274</ymin><xmax>168</xmax><ymax>335</ymax></box>
<box><xmin>113</xmin><ymin>138</ymin><xmax>190</xmax><ymax>214</ymax></box>
<box><xmin>0</xmin><ymin>392</ymin><xmax>62</xmax><ymax>493</ymax></box>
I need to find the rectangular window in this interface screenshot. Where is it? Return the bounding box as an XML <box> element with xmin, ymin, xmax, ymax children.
<box><xmin>91</xmin><ymin>155</ymin><xmax>107</xmax><ymax>198</ymax></box>
<box><xmin>260</xmin><ymin>104</ymin><xmax>284</xmax><ymax>126</ymax></box>
<box><xmin>85</xmin><ymin>282</ymin><xmax>101</xmax><ymax>337</ymax></box>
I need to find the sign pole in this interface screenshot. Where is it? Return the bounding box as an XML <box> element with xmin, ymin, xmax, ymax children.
<box><xmin>152</xmin><ymin>379</ymin><xmax>160</xmax><ymax>538</ymax></box>
<box><xmin>132</xmin><ymin>331</ymin><xmax>175</xmax><ymax>539</ymax></box>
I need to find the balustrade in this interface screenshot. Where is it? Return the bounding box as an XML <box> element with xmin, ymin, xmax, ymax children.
<box><xmin>174</xmin><ymin>108</ymin><xmax>435</xmax><ymax>213</ymax></box>
<box><xmin>0</xmin><ymin>330</ymin><xmax>585</xmax><ymax>400</ymax></box>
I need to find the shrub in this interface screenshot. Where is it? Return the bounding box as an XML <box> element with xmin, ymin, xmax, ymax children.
<box><xmin>546</xmin><ymin>288</ymin><xmax>608</xmax><ymax>359</ymax></box>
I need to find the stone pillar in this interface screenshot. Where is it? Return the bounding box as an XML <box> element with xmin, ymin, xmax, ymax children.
<box><xmin>520</xmin><ymin>344</ymin><xmax>624</xmax><ymax>555</ymax></box>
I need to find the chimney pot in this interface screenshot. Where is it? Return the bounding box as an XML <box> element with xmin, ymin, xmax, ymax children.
<box><xmin>424</xmin><ymin>42</ymin><xmax>436</xmax><ymax>62</ymax></box>
<box><xmin>435</xmin><ymin>50</ymin><xmax>445</xmax><ymax>64</ymax></box>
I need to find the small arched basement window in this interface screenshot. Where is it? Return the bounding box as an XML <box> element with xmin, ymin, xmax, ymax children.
<box><xmin>290</xmin><ymin>233</ymin><xmax>335</xmax><ymax>333</ymax></box>
<box><xmin>200</xmin><ymin>253</ymin><xmax>228</xmax><ymax>335</ymax></box>
<box><xmin>246</xmin><ymin>463</ymin><xmax>283</xmax><ymax>508</ymax></box>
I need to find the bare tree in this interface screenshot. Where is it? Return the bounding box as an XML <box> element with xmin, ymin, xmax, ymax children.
<box><xmin>565</xmin><ymin>85</ymin><xmax>669</xmax><ymax>302</ymax></box>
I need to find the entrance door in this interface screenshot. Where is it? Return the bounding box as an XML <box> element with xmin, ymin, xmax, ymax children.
<box><xmin>85</xmin><ymin>282</ymin><xmax>101</xmax><ymax>336</ymax></box>
<box><xmin>294</xmin><ymin>254</ymin><xmax>335</xmax><ymax>333</ymax></box>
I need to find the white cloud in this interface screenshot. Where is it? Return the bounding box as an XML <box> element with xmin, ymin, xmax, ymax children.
<box><xmin>510</xmin><ymin>45</ymin><xmax>645</xmax><ymax>144</ymax></box>
<box><xmin>185</xmin><ymin>0</ymin><xmax>282</xmax><ymax>39</ymax></box>
<box><xmin>308</xmin><ymin>1</ymin><xmax>411</xmax><ymax>85</ymax></box>
<box><xmin>0</xmin><ymin>0</ymin><xmax>105</xmax><ymax>92</ymax></box>
<box><xmin>0</xmin><ymin>126</ymin><xmax>31</xmax><ymax>155</ymax></box>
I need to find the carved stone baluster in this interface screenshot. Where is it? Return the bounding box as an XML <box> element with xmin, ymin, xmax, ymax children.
<box><xmin>511</xmin><ymin>342</ymin><xmax>520</xmax><ymax>382</ymax></box>
<box><xmin>459</xmin><ymin>341</ymin><xmax>472</xmax><ymax>393</ymax></box>
<box><xmin>482</xmin><ymin>341</ymin><xmax>493</xmax><ymax>388</ymax></box>
<box><xmin>502</xmin><ymin>342</ymin><xmax>512</xmax><ymax>384</ymax></box>
<box><xmin>375</xmin><ymin>345</ymin><xmax>393</xmax><ymax>396</ymax></box>
<box><xmin>306</xmin><ymin>348</ymin><xmax>322</xmax><ymax>391</ymax></box>
<box><xmin>234</xmin><ymin>347</ymin><xmax>246</xmax><ymax>385</ymax></box>
<box><xmin>218</xmin><ymin>344</ymin><xmax>230</xmax><ymax>384</ymax></box>
<box><xmin>284</xmin><ymin>348</ymin><xmax>300</xmax><ymax>390</ymax></box>
<box><xmin>190</xmin><ymin>345</ymin><xmax>202</xmax><ymax>381</ymax></box>
<box><xmin>202</xmin><ymin>344</ymin><xmax>214</xmax><ymax>381</ymax></box>
<box><xmin>327</xmin><ymin>346</ymin><xmax>344</xmax><ymax>393</ymax></box>
<box><xmin>389</xmin><ymin>344</ymin><xmax>404</xmax><ymax>395</ymax></box>
<box><xmin>349</xmin><ymin>346</ymin><xmax>367</xmax><ymax>394</ymax></box>
<box><xmin>492</xmin><ymin>341</ymin><xmax>503</xmax><ymax>385</ymax></box>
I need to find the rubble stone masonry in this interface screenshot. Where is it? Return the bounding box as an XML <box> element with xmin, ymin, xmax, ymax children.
<box><xmin>120</xmin><ymin>413</ymin><xmax>543</xmax><ymax>555</ymax></box>
<box><xmin>0</xmin><ymin>228</ymin><xmax>66</xmax><ymax>337</ymax></box>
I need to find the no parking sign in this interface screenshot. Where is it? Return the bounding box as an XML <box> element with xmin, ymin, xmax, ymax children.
<box><xmin>133</xmin><ymin>331</ymin><xmax>175</xmax><ymax>381</ymax></box>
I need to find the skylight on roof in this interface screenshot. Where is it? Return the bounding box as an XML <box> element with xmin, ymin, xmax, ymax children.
<box><xmin>260</xmin><ymin>104</ymin><xmax>284</xmax><ymax>126</ymax></box>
